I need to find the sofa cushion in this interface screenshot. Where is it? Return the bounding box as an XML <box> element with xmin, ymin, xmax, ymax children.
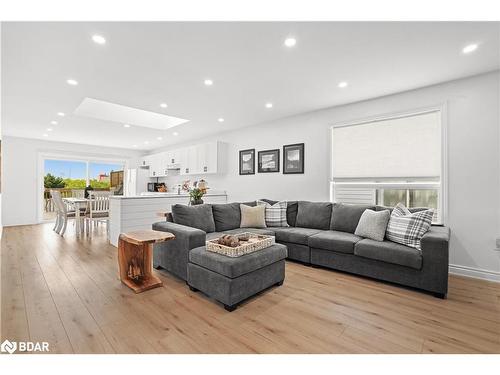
<box><xmin>354</xmin><ymin>209</ymin><xmax>391</xmax><ymax>242</ymax></box>
<box><xmin>171</xmin><ymin>204</ymin><xmax>215</xmax><ymax>233</ymax></box>
<box><xmin>295</xmin><ymin>201</ymin><xmax>332</xmax><ymax>230</ymax></box>
<box><xmin>354</xmin><ymin>238</ymin><xmax>422</xmax><ymax>269</ymax></box>
<box><xmin>240</xmin><ymin>204</ymin><xmax>267</xmax><ymax>228</ymax></box>
<box><xmin>272</xmin><ymin>227</ymin><xmax>322</xmax><ymax>245</ymax></box>
<box><xmin>189</xmin><ymin>244</ymin><xmax>287</xmax><ymax>278</ymax></box>
<box><xmin>260</xmin><ymin>199</ymin><xmax>298</xmax><ymax>227</ymax></box>
<box><xmin>308</xmin><ymin>230</ymin><xmax>362</xmax><ymax>254</ymax></box>
<box><xmin>330</xmin><ymin>203</ymin><xmax>376</xmax><ymax>233</ymax></box>
<box><xmin>212</xmin><ymin>201</ymin><xmax>256</xmax><ymax>231</ymax></box>
<box><xmin>223</xmin><ymin>228</ymin><xmax>276</xmax><ymax>236</ymax></box>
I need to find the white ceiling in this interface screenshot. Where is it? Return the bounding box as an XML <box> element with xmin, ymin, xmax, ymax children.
<box><xmin>2</xmin><ymin>22</ymin><xmax>499</xmax><ymax>150</ymax></box>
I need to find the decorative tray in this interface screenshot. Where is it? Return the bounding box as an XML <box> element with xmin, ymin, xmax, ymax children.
<box><xmin>206</xmin><ymin>232</ymin><xmax>275</xmax><ymax>257</ymax></box>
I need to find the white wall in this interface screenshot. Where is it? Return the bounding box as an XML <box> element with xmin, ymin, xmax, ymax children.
<box><xmin>153</xmin><ymin>71</ymin><xmax>500</xmax><ymax>279</ymax></box>
<box><xmin>1</xmin><ymin>136</ymin><xmax>144</xmax><ymax>226</ymax></box>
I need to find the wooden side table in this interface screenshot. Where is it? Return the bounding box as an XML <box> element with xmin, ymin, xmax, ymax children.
<box><xmin>118</xmin><ymin>230</ymin><xmax>175</xmax><ymax>293</ymax></box>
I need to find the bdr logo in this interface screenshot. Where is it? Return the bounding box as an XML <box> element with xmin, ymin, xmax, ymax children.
<box><xmin>1</xmin><ymin>339</ymin><xmax>50</xmax><ymax>353</ymax></box>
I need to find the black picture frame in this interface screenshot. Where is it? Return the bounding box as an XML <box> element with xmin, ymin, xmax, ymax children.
<box><xmin>258</xmin><ymin>149</ymin><xmax>280</xmax><ymax>173</ymax></box>
<box><xmin>239</xmin><ymin>149</ymin><xmax>255</xmax><ymax>175</ymax></box>
<box><xmin>283</xmin><ymin>143</ymin><xmax>305</xmax><ymax>174</ymax></box>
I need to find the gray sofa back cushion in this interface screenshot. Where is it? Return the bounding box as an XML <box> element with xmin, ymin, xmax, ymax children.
<box><xmin>295</xmin><ymin>201</ymin><xmax>332</xmax><ymax>230</ymax></box>
<box><xmin>212</xmin><ymin>201</ymin><xmax>256</xmax><ymax>232</ymax></box>
<box><xmin>171</xmin><ymin>204</ymin><xmax>216</xmax><ymax>233</ymax></box>
<box><xmin>260</xmin><ymin>199</ymin><xmax>298</xmax><ymax>227</ymax></box>
<box><xmin>331</xmin><ymin>203</ymin><xmax>376</xmax><ymax>233</ymax></box>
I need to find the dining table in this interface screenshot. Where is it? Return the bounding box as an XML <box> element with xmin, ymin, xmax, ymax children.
<box><xmin>63</xmin><ymin>197</ymin><xmax>88</xmax><ymax>235</ymax></box>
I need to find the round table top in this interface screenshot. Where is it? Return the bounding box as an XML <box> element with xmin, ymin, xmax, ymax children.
<box><xmin>119</xmin><ymin>230</ymin><xmax>175</xmax><ymax>245</ymax></box>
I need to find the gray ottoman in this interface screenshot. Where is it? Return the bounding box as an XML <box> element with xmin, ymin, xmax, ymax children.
<box><xmin>187</xmin><ymin>243</ymin><xmax>287</xmax><ymax>311</ymax></box>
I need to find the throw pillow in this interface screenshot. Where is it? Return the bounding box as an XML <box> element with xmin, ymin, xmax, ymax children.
<box><xmin>257</xmin><ymin>200</ymin><xmax>289</xmax><ymax>227</ymax></box>
<box><xmin>171</xmin><ymin>204</ymin><xmax>216</xmax><ymax>233</ymax></box>
<box><xmin>385</xmin><ymin>203</ymin><xmax>434</xmax><ymax>250</ymax></box>
<box><xmin>295</xmin><ymin>201</ymin><xmax>332</xmax><ymax>230</ymax></box>
<box><xmin>240</xmin><ymin>204</ymin><xmax>267</xmax><ymax>228</ymax></box>
<box><xmin>354</xmin><ymin>209</ymin><xmax>390</xmax><ymax>242</ymax></box>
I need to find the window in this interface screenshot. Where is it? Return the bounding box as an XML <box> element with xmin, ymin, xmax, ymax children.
<box><xmin>330</xmin><ymin>109</ymin><xmax>444</xmax><ymax>224</ymax></box>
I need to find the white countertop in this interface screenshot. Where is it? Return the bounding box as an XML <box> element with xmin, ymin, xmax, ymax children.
<box><xmin>110</xmin><ymin>190</ymin><xmax>227</xmax><ymax>199</ymax></box>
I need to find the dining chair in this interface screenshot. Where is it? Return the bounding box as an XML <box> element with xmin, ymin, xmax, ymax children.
<box><xmin>85</xmin><ymin>191</ymin><xmax>111</xmax><ymax>236</ymax></box>
<box><xmin>50</xmin><ymin>189</ymin><xmax>76</xmax><ymax>236</ymax></box>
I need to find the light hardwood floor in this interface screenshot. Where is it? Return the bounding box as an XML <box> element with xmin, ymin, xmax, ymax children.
<box><xmin>1</xmin><ymin>223</ymin><xmax>499</xmax><ymax>354</ymax></box>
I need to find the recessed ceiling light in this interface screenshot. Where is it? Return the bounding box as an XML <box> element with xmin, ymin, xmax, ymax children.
<box><xmin>123</xmin><ymin>124</ymin><xmax>131</xmax><ymax>128</ymax></box>
<box><xmin>284</xmin><ymin>37</ymin><xmax>297</xmax><ymax>47</ymax></box>
<box><xmin>43</xmin><ymin>133</ymin><xmax>48</xmax><ymax>137</ymax></box>
<box><xmin>204</xmin><ymin>79</ymin><xmax>213</xmax><ymax>86</ymax></box>
<box><xmin>57</xmin><ymin>112</ymin><xmax>65</xmax><ymax>117</ymax></box>
<box><xmin>66</xmin><ymin>79</ymin><xmax>78</xmax><ymax>86</ymax></box>
<box><xmin>218</xmin><ymin>118</ymin><xmax>225</xmax><ymax>122</ymax></box>
<box><xmin>144</xmin><ymin>141</ymin><xmax>149</xmax><ymax>145</ymax></box>
<box><xmin>462</xmin><ymin>43</ymin><xmax>478</xmax><ymax>54</ymax></box>
<box><xmin>338</xmin><ymin>81</ymin><xmax>348</xmax><ymax>88</ymax></box>
<box><xmin>132</xmin><ymin>145</ymin><xmax>138</xmax><ymax>148</ymax></box>
<box><xmin>157</xmin><ymin>136</ymin><xmax>163</xmax><ymax>140</ymax></box>
<box><xmin>160</xmin><ymin>103</ymin><xmax>168</xmax><ymax>108</ymax></box>
<box><xmin>265</xmin><ymin>103</ymin><xmax>273</xmax><ymax>109</ymax></box>
<box><xmin>51</xmin><ymin>120</ymin><xmax>58</xmax><ymax>125</ymax></box>
<box><xmin>173</xmin><ymin>132</ymin><xmax>179</xmax><ymax>136</ymax></box>
<box><xmin>47</xmin><ymin>128</ymin><xmax>53</xmax><ymax>132</ymax></box>
<box><xmin>92</xmin><ymin>35</ymin><xmax>106</xmax><ymax>45</ymax></box>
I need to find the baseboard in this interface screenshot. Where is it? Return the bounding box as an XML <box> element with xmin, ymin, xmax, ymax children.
<box><xmin>449</xmin><ymin>264</ymin><xmax>500</xmax><ymax>283</ymax></box>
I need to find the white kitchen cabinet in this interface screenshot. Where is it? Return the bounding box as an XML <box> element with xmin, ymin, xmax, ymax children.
<box><xmin>139</xmin><ymin>155</ymin><xmax>153</xmax><ymax>168</ymax></box>
<box><xmin>149</xmin><ymin>152</ymin><xmax>168</xmax><ymax>178</ymax></box>
<box><xmin>197</xmin><ymin>142</ymin><xmax>218</xmax><ymax>174</ymax></box>
<box><xmin>180</xmin><ymin>146</ymin><xmax>198</xmax><ymax>175</ymax></box>
<box><xmin>167</xmin><ymin>149</ymin><xmax>182</xmax><ymax>165</ymax></box>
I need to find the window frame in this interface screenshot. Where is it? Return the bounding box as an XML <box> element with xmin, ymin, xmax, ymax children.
<box><xmin>329</xmin><ymin>104</ymin><xmax>448</xmax><ymax>225</ymax></box>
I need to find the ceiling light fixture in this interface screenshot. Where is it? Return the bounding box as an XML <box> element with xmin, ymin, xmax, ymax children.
<box><xmin>338</xmin><ymin>81</ymin><xmax>348</xmax><ymax>88</ymax></box>
<box><xmin>284</xmin><ymin>37</ymin><xmax>297</xmax><ymax>47</ymax></box>
<box><xmin>43</xmin><ymin>133</ymin><xmax>48</xmax><ymax>137</ymax></box>
<box><xmin>204</xmin><ymin>79</ymin><xmax>213</xmax><ymax>86</ymax></box>
<box><xmin>132</xmin><ymin>145</ymin><xmax>138</xmax><ymax>148</ymax></box>
<box><xmin>218</xmin><ymin>118</ymin><xmax>225</xmax><ymax>122</ymax></box>
<box><xmin>157</xmin><ymin>136</ymin><xmax>163</xmax><ymax>140</ymax></box>
<box><xmin>265</xmin><ymin>103</ymin><xmax>273</xmax><ymax>109</ymax></box>
<box><xmin>57</xmin><ymin>112</ymin><xmax>65</xmax><ymax>117</ymax></box>
<box><xmin>51</xmin><ymin>120</ymin><xmax>58</xmax><ymax>125</ymax></box>
<box><xmin>92</xmin><ymin>35</ymin><xmax>106</xmax><ymax>45</ymax></box>
<box><xmin>462</xmin><ymin>43</ymin><xmax>478</xmax><ymax>54</ymax></box>
<box><xmin>123</xmin><ymin>124</ymin><xmax>131</xmax><ymax>128</ymax></box>
<box><xmin>47</xmin><ymin>128</ymin><xmax>53</xmax><ymax>132</ymax></box>
<box><xmin>144</xmin><ymin>141</ymin><xmax>149</xmax><ymax>145</ymax></box>
<box><xmin>160</xmin><ymin>103</ymin><xmax>168</xmax><ymax>108</ymax></box>
<box><xmin>66</xmin><ymin>79</ymin><xmax>78</xmax><ymax>86</ymax></box>
<box><xmin>173</xmin><ymin>132</ymin><xmax>179</xmax><ymax>136</ymax></box>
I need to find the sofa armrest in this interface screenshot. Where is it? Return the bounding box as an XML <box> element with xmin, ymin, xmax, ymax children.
<box><xmin>419</xmin><ymin>226</ymin><xmax>450</xmax><ymax>295</ymax></box>
<box><xmin>153</xmin><ymin>221</ymin><xmax>206</xmax><ymax>250</ymax></box>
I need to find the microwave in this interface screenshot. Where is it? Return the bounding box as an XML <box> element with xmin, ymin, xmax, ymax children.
<box><xmin>147</xmin><ymin>182</ymin><xmax>165</xmax><ymax>192</ymax></box>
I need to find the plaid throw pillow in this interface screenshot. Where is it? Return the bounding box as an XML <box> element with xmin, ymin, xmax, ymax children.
<box><xmin>257</xmin><ymin>200</ymin><xmax>289</xmax><ymax>227</ymax></box>
<box><xmin>385</xmin><ymin>203</ymin><xmax>433</xmax><ymax>250</ymax></box>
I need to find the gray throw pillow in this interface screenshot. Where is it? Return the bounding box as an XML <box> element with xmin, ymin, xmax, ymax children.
<box><xmin>172</xmin><ymin>204</ymin><xmax>216</xmax><ymax>233</ymax></box>
<box><xmin>354</xmin><ymin>209</ymin><xmax>391</xmax><ymax>242</ymax></box>
<box><xmin>331</xmin><ymin>203</ymin><xmax>377</xmax><ymax>233</ymax></box>
<box><xmin>295</xmin><ymin>201</ymin><xmax>332</xmax><ymax>230</ymax></box>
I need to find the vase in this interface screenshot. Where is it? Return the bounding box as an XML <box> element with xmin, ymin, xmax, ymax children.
<box><xmin>190</xmin><ymin>199</ymin><xmax>204</xmax><ymax>205</ymax></box>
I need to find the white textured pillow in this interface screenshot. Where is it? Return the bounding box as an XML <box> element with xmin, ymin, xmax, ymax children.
<box><xmin>240</xmin><ymin>204</ymin><xmax>267</xmax><ymax>228</ymax></box>
<box><xmin>354</xmin><ymin>209</ymin><xmax>390</xmax><ymax>242</ymax></box>
<box><xmin>385</xmin><ymin>203</ymin><xmax>433</xmax><ymax>250</ymax></box>
<box><xmin>257</xmin><ymin>200</ymin><xmax>289</xmax><ymax>227</ymax></box>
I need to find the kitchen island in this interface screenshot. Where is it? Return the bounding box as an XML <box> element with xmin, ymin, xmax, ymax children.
<box><xmin>109</xmin><ymin>191</ymin><xmax>227</xmax><ymax>247</ymax></box>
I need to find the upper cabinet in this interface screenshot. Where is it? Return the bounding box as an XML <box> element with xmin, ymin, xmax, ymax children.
<box><xmin>144</xmin><ymin>141</ymin><xmax>222</xmax><ymax>178</ymax></box>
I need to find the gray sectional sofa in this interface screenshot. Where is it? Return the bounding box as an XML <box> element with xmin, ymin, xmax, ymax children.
<box><xmin>152</xmin><ymin>200</ymin><xmax>450</xmax><ymax>298</ymax></box>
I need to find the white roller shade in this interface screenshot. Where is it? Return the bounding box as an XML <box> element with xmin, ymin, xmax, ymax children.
<box><xmin>332</xmin><ymin>111</ymin><xmax>441</xmax><ymax>179</ymax></box>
